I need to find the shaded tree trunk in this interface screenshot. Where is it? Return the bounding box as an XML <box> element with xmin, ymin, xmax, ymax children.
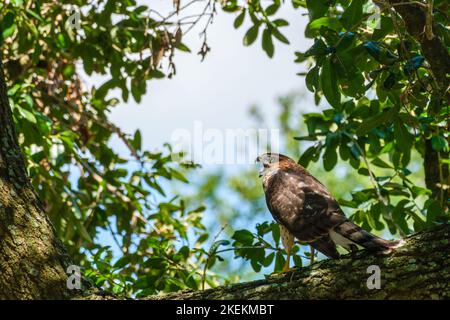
<box><xmin>386</xmin><ymin>0</ymin><xmax>450</xmax><ymax>207</ymax></box>
<box><xmin>148</xmin><ymin>224</ymin><xmax>450</xmax><ymax>300</ymax></box>
<box><xmin>0</xmin><ymin>60</ymin><xmax>75</xmax><ymax>299</ymax></box>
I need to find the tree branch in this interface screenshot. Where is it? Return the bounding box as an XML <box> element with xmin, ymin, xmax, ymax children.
<box><xmin>0</xmin><ymin>60</ymin><xmax>77</xmax><ymax>299</ymax></box>
<box><xmin>146</xmin><ymin>224</ymin><xmax>450</xmax><ymax>300</ymax></box>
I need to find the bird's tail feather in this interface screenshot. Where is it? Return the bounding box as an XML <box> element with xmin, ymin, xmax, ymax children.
<box><xmin>334</xmin><ymin>220</ymin><xmax>402</xmax><ymax>253</ymax></box>
<box><xmin>311</xmin><ymin>235</ymin><xmax>340</xmax><ymax>259</ymax></box>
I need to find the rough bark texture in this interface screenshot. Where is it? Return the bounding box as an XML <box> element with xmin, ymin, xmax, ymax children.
<box><xmin>388</xmin><ymin>0</ymin><xmax>450</xmax><ymax>89</ymax></box>
<box><xmin>148</xmin><ymin>224</ymin><xmax>450</xmax><ymax>300</ymax></box>
<box><xmin>0</xmin><ymin>60</ymin><xmax>75</xmax><ymax>299</ymax></box>
<box><xmin>0</xmin><ymin>2</ymin><xmax>449</xmax><ymax>300</ymax></box>
<box><xmin>387</xmin><ymin>0</ymin><xmax>450</xmax><ymax>205</ymax></box>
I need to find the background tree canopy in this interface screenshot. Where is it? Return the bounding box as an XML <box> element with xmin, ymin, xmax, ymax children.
<box><xmin>0</xmin><ymin>0</ymin><xmax>448</xmax><ymax>298</ymax></box>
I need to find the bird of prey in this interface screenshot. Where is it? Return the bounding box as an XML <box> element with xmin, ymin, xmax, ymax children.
<box><xmin>256</xmin><ymin>153</ymin><xmax>401</xmax><ymax>272</ymax></box>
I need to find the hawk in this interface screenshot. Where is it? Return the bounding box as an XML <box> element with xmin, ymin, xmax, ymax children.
<box><xmin>256</xmin><ymin>153</ymin><xmax>401</xmax><ymax>272</ymax></box>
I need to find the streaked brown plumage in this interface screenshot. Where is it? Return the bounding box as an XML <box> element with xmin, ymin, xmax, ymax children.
<box><xmin>257</xmin><ymin>153</ymin><xmax>401</xmax><ymax>268</ymax></box>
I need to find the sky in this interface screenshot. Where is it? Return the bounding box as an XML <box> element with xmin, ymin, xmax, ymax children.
<box><xmin>74</xmin><ymin>1</ymin><xmax>426</xmax><ymax>285</ymax></box>
<box><xmin>99</xmin><ymin>1</ymin><xmax>313</xmax><ymax>162</ymax></box>
<box><xmin>82</xmin><ymin>1</ymin><xmax>318</xmax><ymax>278</ymax></box>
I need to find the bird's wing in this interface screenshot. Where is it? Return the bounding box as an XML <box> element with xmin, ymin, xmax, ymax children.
<box><xmin>265</xmin><ymin>168</ymin><xmax>347</xmax><ymax>243</ymax></box>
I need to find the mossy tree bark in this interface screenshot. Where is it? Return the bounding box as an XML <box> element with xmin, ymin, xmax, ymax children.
<box><xmin>149</xmin><ymin>224</ymin><xmax>450</xmax><ymax>300</ymax></box>
<box><xmin>0</xmin><ymin>60</ymin><xmax>75</xmax><ymax>299</ymax></box>
<box><xmin>0</xmin><ymin>55</ymin><xmax>449</xmax><ymax>300</ymax></box>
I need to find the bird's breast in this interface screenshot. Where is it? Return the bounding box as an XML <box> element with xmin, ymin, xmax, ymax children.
<box><xmin>261</xmin><ymin>167</ymin><xmax>280</xmax><ymax>190</ymax></box>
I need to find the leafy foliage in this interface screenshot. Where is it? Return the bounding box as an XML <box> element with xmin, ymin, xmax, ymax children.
<box><xmin>291</xmin><ymin>0</ymin><xmax>449</xmax><ymax>236</ymax></box>
<box><xmin>181</xmin><ymin>93</ymin><xmax>388</xmax><ymax>277</ymax></box>
<box><xmin>211</xmin><ymin>0</ymin><xmax>449</xmax><ymax>275</ymax></box>
<box><xmin>1</xmin><ymin>0</ymin><xmax>448</xmax><ymax>296</ymax></box>
<box><xmin>0</xmin><ymin>0</ymin><xmax>220</xmax><ymax>296</ymax></box>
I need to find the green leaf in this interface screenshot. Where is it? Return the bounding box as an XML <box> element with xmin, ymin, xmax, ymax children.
<box><xmin>355</xmin><ymin>106</ymin><xmax>398</xmax><ymax>136</ymax></box>
<box><xmin>411</xmin><ymin>186</ymin><xmax>431</xmax><ymax>198</ymax></box>
<box><xmin>425</xmin><ymin>200</ymin><xmax>443</xmax><ymax>225</ymax></box>
<box><xmin>392</xmin><ymin>205</ymin><xmax>411</xmax><ymax>234</ymax></box>
<box><xmin>131</xmin><ymin>79</ymin><xmax>143</xmax><ymax>103</ymax></box>
<box><xmin>274</xmin><ymin>251</ymin><xmax>285</xmax><ymax>272</ymax></box>
<box><xmin>265</xmin><ymin>3</ymin><xmax>280</xmax><ymax>16</ymax></box>
<box><xmin>232</xmin><ymin>230</ymin><xmax>254</xmax><ymax>245</ymax></box>
<box><xmin>262</xmin><ymin>252</ymin><xmax>275</xmax><ymax>267</ymax></box>
<box><xmin>303</xmin><ymin>39</ymin><xmax>328</xmax><ymax>57</ymax></box>
<box><xmin>243</xmin><ymin>24</ymin><xmax>259</xmax><ymax>46</ymax></box>
<box><xmin>262</xmin><ymin>29</ymin><xmax>274</xmax><ymax>58</ymax></box>
<box><xmin>306</xmin><ymin>0</ymin><xmax>329</xmax><ymax>20</ymax></box>
<box><xmin>1</xmin><ymin>12</ymin><xmax>16</xmax><ymax>39</ymax></box>
<box><xmin>340</xmin><ymin>0</ymin><xmax>364</xmax><ymax>30</ymax></box>
<box><xmin>175</xmin><ymin>42</ymin><xmax>191</xmax><ymax>52</ymax></box>
<box><xmin>371</xmin><ymin>157</ymin><xmax>392</xmax><ymax>168</ymax></box>
<box><xmin>132</xmin><ymin>130</ymin><xmax>142</xmax><ymax>151</ymax></box>
<box><xmin>149</xmin><ymin>69</ymin><xmax>166</xmax><ymax>79</ymax></box>
<box><xmin>74</xmin><ymin>219</ymin><xmax>93</xmax><ymax>243</ymax></box>
<box><xmin>170</xmin><ymin>169</ymin><xmax>189</xmax><ymax>183</ymax></box>
<box><xmin>56</xmin><ymin>33</ymin><xmax>67</xmax><ymax>49</ymax></box>
<box><xmin>431</xmin><ymin>135</ymin><xmax>449</xmax><ymax>152</ymax></box>
<box><xmin>299</xmin><ymin>144</ymin><xmax>321</xmax><ymax>167</ymax></box>
<box><xmin>272</xmin><ymin>19</ymin><xmax>289</xmax><ymax>27</ymax></box>
<box><xmin>210</xmin><ymin>240</ymin><xmax>230</xmax><ymax>254</ymax></box>
<box><xmin>271</xmin><ymin>26</ymin><xmax>289</xmax><ymax>44</ymax></box>
<box><xmin>292</xmin><ymin>0</ymin><xmax>305</xmax><ymax>9</ymax></box>
<box><xmin>18</xmin><ymin>107</ymin><xmax>37</xmax><ymax>123</ymax></box>
<box><xmin>62</xmin><ymin>64</ymin><xmax>75</xmax><ymax>78</ymax></box>
<box><xmin>308</xmin><ymin>17</ymin><xmax>343</xmax><ymax>33</ymax></box>
<box><xmin>26</xmin><ymin>9</ymin><xmax>44</xmax><ymax>22</ymax></box>
<box><xmin>320</xmin><ymin>58</ymin><xmax>341</xmax><ymax>108</ymax></box>
<box><xmin>293</xmin><ymin>252</ymin><xmax>303</xmax><ymax>267</ymax></box>
<box><xmin>234</xmin><ymin>10</ymin><xmax>245</xmax><ymax>29</ymax></box>
<box><xmin>394</xmin><ymin>119</ymin><xmax>413</xmax><ymax>152</ymax></box>
<box><xmin>323</xmin><ymin>146</ymin><xmax>338</xmax><ymax>171</ymax></box>
<box><xmin>271</xmin><ymin>223</ymin><xmax>280</xmax><ymax>245</ymax></box>
<box><xmin>113</xmin><ymin>256</ymin><xmax>131</xmax><ymax>269</ymax></box>
<box><xmin>143</xmin><ymin>257</ymin><xmax>166</xmax><ymax>268</ymax></box>
<box><xmin>305</xmin><ymin>65</ymin><xmax>320</xmax><ymax>92</ymax></box>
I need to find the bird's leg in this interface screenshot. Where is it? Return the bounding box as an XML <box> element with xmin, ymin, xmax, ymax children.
<box><xmin>309</xmin><ymin>246</ymin><xmax>315</xmax><ymax>265</ymax></box>
<box><xmin>280</xmin><ymin>224</ymin><xmax>294</xmax><ymax>273</ymax></box>
<box><xmin>282</xmin><ymin>249</ymin><xmax>291</xmax><ymax>273</ymax></box>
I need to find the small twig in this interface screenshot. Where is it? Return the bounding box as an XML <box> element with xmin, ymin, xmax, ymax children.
<box><xmin>390</xmin><ymin>1</ymin><xmax>428</xmax><ymax>8</ymax></box>
<box><xmin>424</xmin><ymin>0</ymin><xmax>434</xmax><ymax>40</ymax></box>
<box><xmin>201</xmin><ymin>224</ymin><xmax>227</xmax><ymax>291</ymax></box>
<box><xmin>343</xmin><ymin>132</ymin><xmax>388</xmax><ymax>206</ymax></box>
<box><xmin>106</xmin><ymin>219</ymin><xmax>123</xmax><ymax>253</ymax></box>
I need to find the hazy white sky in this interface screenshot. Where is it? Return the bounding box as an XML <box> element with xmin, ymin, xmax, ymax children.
<box><xmin>99</xmin><ymin>1</ymin><xmax>313</xmax><ymax>157</ymax></box>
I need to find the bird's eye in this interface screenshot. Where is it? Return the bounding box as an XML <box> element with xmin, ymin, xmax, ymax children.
<box><xmin>263</xmin><ymin>163</ymin><xmax>269</xmax><ymax>168</ymax></box>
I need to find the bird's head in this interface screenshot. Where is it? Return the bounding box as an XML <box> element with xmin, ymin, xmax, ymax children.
<box><xmin>255</xmin><ymin>153</ymin><xmax>294</xmax><ymax>177</ymax></box>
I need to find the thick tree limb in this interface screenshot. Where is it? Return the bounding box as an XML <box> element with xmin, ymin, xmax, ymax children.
<box><xmin>0</xmin><ymin>60</ymin><xmax>76</xmax><ymax>299</ymax></box>
<box><xmin>148</xmin><ymin>224</ymin><xmax>450</xmax><ymax>300</ymax></box>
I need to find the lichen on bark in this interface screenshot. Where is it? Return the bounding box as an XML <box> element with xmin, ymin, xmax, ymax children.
<box><xmin>147</xmin><ymin>224</ymin><xmax>450</xmax><ymax>300</ymax></box>
<box><xmin>0</xmin><ymin>60</ymin><xmax>77</xmax><ymax>299</ymax></box>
